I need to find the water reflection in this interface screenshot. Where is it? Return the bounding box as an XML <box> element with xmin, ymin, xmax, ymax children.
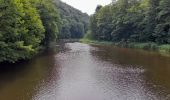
<box><xmin>0</xmin><ymin>49</ymin><xmax>56</xmax><ymax>100</ymax></box>
<box><xmin>0</xmin><ymin>42</ymin><xmax>170</xmax><ymax>100</ymax></box>
<box><xmin>34</xmin><ymin>42</ymin><xmax>170</xmax><ymax>100</ymax></box>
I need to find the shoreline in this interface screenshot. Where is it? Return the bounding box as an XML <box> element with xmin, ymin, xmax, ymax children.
<box><xmin>80</xmin><ymin>38</ymin><xmax>170</xmax><ymax>57</ymax></box>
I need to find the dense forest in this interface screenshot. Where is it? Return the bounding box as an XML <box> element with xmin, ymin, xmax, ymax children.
<box><xmin>54</xmin><ymin>0</ymin><xmax>89</xmax><ymax>39</ymax></box>
<box><xmin>2</xmin><ymin>0</ymin><xmax>170</xmax><ymax>63</ymax></box>
<box><xmin>0</xmin><ymin>0</ymin><xmax>89</xmax><ymax>63</ymax></box>
<box><xmin>87</xmin><ymin>0</ymin><xmax>170</xmax><ymax>49</ymax></box>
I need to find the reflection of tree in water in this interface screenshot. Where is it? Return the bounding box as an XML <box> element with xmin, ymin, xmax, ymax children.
<box><xmin>0</xmin><ymin>48</ymin><xmax>57</xmax><ymax>100</ymax></box>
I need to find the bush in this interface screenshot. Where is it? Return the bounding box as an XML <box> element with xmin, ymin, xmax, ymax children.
<box><xmin>159</xmin><ymin>45</ymin><xmax>170</xmax><ymax>52</ymax></box>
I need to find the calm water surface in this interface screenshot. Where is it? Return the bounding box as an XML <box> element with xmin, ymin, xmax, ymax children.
<box><xmin>0</xmin><ymin>42</ymin><xmax>170</xmax><ymax>100</ymax></box>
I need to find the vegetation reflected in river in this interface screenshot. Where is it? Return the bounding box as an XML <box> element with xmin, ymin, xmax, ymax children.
<box><xmin>0</xmin><ymin>42</ymin><xmax>170</xmax><ymax>100</ymax></box>
<box><xmin>0</xmin><ymin>49</ymin><xmax>57</xmax><ymax>100</ymax></box>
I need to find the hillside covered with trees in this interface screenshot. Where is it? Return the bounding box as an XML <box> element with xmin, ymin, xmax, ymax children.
<box><xmin>86</xmin><ymin>0</ymin><xmax>170</xmax><ymax>51</ymax></box>
<box><xmin>0</xmin><ymin>0</ymin><xmax>89</xmax><ymax>63</ymax></box>
<box><xmin>54</xmin><ymin>0</ymin><xmax>89</xmax><ymax>39</ymax></box>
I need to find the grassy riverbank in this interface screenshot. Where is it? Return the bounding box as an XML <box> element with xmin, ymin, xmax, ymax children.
<box><xmin>80</xmin><ymin>39</ymin><xmax>170</xmax><ymax>55</ymax></box>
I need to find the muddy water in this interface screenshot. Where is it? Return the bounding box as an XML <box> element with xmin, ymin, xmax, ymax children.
<box><xmin>0</xmin><ymin>42</ymin><xmax>170</xmax><ymax>100</ymax></box>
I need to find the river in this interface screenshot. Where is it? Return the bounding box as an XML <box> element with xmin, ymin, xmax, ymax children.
<box><xmin>0</xmin><ymin>42</ymin><xmax>170</xmax><ymax>100</ymax></box>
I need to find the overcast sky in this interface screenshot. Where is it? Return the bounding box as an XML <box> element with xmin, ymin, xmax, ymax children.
<box><xmin>61</xmin><ymin>0</ymin><xmax>112</xmax><ymax>15</ymax></box>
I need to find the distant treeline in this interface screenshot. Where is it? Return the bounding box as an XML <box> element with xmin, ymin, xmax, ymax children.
<box><xmin>54</xmin><ymin>0</ymin><xmax>89</xmax><ymax>39</ymax></box>
<box><xmin>0</xmin><ymin>0</ymin><xmax>89</xmax><ymax>63</ymax></box>
<box><xmin>87</xmin><ymin>0</ymin><xmax>170</xmax><ymax>44</ymax></box>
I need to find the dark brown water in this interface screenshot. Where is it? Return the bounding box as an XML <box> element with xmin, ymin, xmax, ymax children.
<box><xmin>0</xmin><ymin>42</ymin><xmax>170</xmax><ymax>100</ymax></box>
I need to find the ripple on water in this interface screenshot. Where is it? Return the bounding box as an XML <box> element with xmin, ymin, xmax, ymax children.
<box><xmin>33</xmin><ymin>42</ymin><xmax>170</xmax><ymax>100</ymax></box>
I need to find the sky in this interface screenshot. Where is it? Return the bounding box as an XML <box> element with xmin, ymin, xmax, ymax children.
<box><xmin>61</xmin><ymin>0</ymin><xmax>112</xmax><ymax>15</ymax></box>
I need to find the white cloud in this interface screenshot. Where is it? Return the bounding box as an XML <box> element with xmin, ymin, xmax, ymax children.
<box><xmin>61</xmin><ymin>0</ymin><xmax>111</xmax><ymax>15</ymax></box>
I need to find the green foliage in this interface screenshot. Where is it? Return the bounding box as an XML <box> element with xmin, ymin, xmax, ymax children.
<box><xmin>127</xmin><ymin>42</ymin><xmax>158</xmax><ymax>50</ymax></box>
<box><xmin>97</xmin><ymin>5</ymin><xmax>113</xmax><ymax>41</ymax></box>
<box><xmin>0</xmin><ymin>0</ymin><xmax>62</xmax><ymax>63</ymax></box>
<box><xmin>87</xmin><ymin>0</ymin><xmax>170</xmax><ymax>46</ymax></box>
<box><xmin>54</xmin><ymin>0</ymin><xmax>89</xmax><ymax>39</ymax></box>
<box><xmin>89</xmin><ymin>14</ymin><xmax>98</xmax><ymax>39</ymax></box>
<box><xmin>159</xmin><ymin>44</ymin><xmax>170</xmax><ymax>52</ymax></box>
<box><xmin>35</xmin><ymin>0</ymin><xmax>61</xmax><ymax>47</ymax></box>
<box><xmin>154</xmin><ymin>0</ymin><xmax>170</xmax><ymax>43</ymax></box>
<box><xmin>84</xmin><ymin>31</ymin><xmax>93</xmax><ymax>40</ymax></box>
<box><xmin>0</xmin><ymin>0</ymin><xmax>88</xmax><ymax>63</ymax></box>
<box><xmin>0</xmin><ymin>0</ymin><xmax>45</xmax><ymax>63</ymax></box>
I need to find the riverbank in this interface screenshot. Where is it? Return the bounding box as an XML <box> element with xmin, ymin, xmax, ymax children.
<box><xmin>80</xmin><ymin>39</ymin><xmax>114</xmax><ymax>45</ymax></box>
<box><xmin>80</xmin><ymin>39</ymin><xmax>170</xmax><ymax>56</ymax></box>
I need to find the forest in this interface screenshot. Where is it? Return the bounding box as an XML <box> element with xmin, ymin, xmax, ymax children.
<box><xmin>54</xmin><ymin>0</ymin><xmax>89</xmax><ymax>39</ymax></box>
<box><xmin>1</xmin><ymin>0</ymin><xmax>170</xmax><ymax>63</ymax></box>
<box><xmin>86</xmin><ymin>0</ymin><xmax>170</xmax><ymax>51</ymax></box>
<box><xmin>1</xmin><ymin>0</ymin><xmax>170</xmax><ymax>99</ymax></box>
<box><xmin>0</xmin><ymin>0</ymin><xmax>89</xmax><ymax>63</ymax></box>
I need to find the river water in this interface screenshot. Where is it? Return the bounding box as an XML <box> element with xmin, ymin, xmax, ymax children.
<box><xmin>0</xmin><ymin>42</ymin><xmax>170</xmax><ymax>100</ymax></box>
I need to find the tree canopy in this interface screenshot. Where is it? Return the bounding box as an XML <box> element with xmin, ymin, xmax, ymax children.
<box><xmin>0</xmin><ymin>0</ymin><xmax>61</xmax><ymax>63</ymax></box>
<box><xmin>87</xmin><ymin>0</ymin><xmax>170</xmax><ymax>44</ymax></box>
<box><xmin>54</xmin><ymin>0</ymin><xmax>89</xmax><ymax>39</ymax></box>
<box><xmin>0</xmin><ymin>0</ymin><xmax>89</xmax><ymax>63</ymax></box>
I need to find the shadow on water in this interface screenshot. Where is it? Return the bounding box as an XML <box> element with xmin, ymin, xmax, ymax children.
<box><xmin>0</xmin><ymin>47</ymin><xmax>58</xmax><ymax>100</ymax></box>
<box><xmin>1</xmin><ymin>42</ymin><xmax>170</xmax><ymax>100</ymax></box>
<box><xmin>0</xmin><ymin>61</ymin><xmax>34</xmax><ymax>88</ymax></box>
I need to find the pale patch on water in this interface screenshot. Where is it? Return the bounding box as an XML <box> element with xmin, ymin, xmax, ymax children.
<box><xmin>33</xmin><ymin>42</ymin><xmax>170</xmax><ymax>100</ymax></box>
